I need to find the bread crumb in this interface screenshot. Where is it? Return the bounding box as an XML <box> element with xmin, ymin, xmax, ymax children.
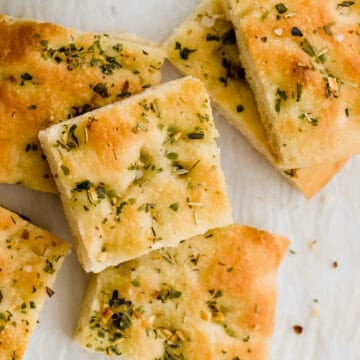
<box><xmin>312</xmin><ymin>308</ymin><xmax>319</xmax><ymax>317</ymax></box>
<box><xmin>309</xmin><ymin>240</ymin><xmax>317</xmax><ymax>250</ymax></box>
<box><xmin>293</xmin><ymin>325</ymin><xmax>303</xmax><ymax>334</ymax></box>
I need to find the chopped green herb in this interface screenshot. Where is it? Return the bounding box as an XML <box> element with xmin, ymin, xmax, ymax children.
<box><xmin>296</xmin><ymin>83</ymin><xmax>303</xmax><ymax>102</ymax></box>
<box><xmin>180</xmin><ymin>47</ymin><xmax>196</xmax><ymax>60</ymax></box>
<box><xmin>92</xmin><ymin>83</ymin><xmax>110</xmax><ymax>98</ymax></box>
<box><xmin>261</xmin><ymin>37</ymin><xmax>268</xmax><ymax>43</ymax></box>
<box><xmin>111</xmin><ymin>307</ymin><xmax>133</xmax><ymax>331</ymax></box>
<box><xmin>223</xmin><ymin>324</ymin><xmax>237</xmax><ymax>338</ymax></box>
<box><xmin>73</xmin><ymin>180</ymin><xmax>93</xmax><ymax>192</ymax></box>
<box><xmin>29</xmin><ymin>301</ymin><xmax>36</xmax><ymax>309</ymax></box>
<box><xmin>21</xmin><ymin>72</ymin><xmax>33</xmax><ymax>81</ymax></box>
<box><xmin>40</xmin><ymin>39</ymin><xmax>49</xmax><ymax>47</ymax></box>
<box><xmin>277</xmin><ymin>89</ymin><xmax>288</xmax><ymax>101</ymax></box>
<box><xmin>197</xmin><ymin>112</ymin><xmax>210</xmax><ymax>123</ymax></box>
<box><xmin>25</xmin><ymin>143</ymin><xmax>38</xmax><ymax>152</ymax></box>
<box><xmin>156</xmin><ymin>286</ymin><xmax>182</xmax><ymax>303</ymax></box>
<box><xmin>236</xmin><ymin>104</ymin><xmax>245</xmax><ymax>113</ymax></box>
<box><xmin>108</xmin><ymin>292</ymin><xmax>134</xmax><ymax>332</ymax></box>
<box><xmin>169</xmin><ymin>203</ymin><xmax>179</xmax><ymax>212</ymax></box>
<box><xmin>69</xmin><ymin>124</ymin><xmax>79</xmax><ymax>147</ymax></box>
<box><xmin>187</xmin><ymin>132</ymin><xmax>204</xmax><ymax>139</ymax></box>
<box><xmin>284</xmin><ymin>169</ymin><xmax>298</xmax><ymax>177</ymax></box>
<box><xmin>175</xmin><ymin>41</ymin><xmax>196</xmax><ymax>60</ymax></box>
<box><xmin>301</xmin><ymin>38</ymin><xmax>316</xmax><ymax>57</ymax></box>
<box><xmin>323</xmin><ymin>23</ymin><xmax>334</xmax><ymax>36</ymax></box>
<box><xmin>138</xmin><ymin>202</ymin><xmax>155</xmax><ymax>213</ymax></box>
<box><xmin>275</xmin><ymin>3</ymin><xmax>288</xmax><ymax>14</ymax></box>
<box><xmin>116</xmin><ymin>201</ymin><xmax>128</xmax><ymax>216</ymax></box>
<box><xmin>291</xmin><ymin>27</ymin><xmax>303</xmax><ymax>37</ymax></box>
<box><xmin>167</xmin><ymin>152</ymin><xmax>179</xmax><ymax>160</ymax></box>
<box><xmin>112</xmin><ymin>43</ymin><xmax>123</xmax><ymax>52</ymax></box>
<box><xmin>61</xmin><ymin>164</ymin><xmax>70</xmax><ymax>176</ymax></box>
<box><xmin>189</xmin><ymin>254</ymin><xmax>200</xmax><ymax>266</ymax></box>
<box><xmin>209</xmin><ymin>289</ymin><xmax>223</xmax><ymax>298</ymax></box>
<box><xmin>131</xmin><ymin>280</ymin><xmax>140</xmax><ymax>287</ymax></box>
<box><xmin>95</xmin><ymin>184</ymin><xmax>106</xmax><ymax>199</ymax></box>
<box><xmin>44</xmin><ymin>260</ymin><xmax>55</xmax><ymax>274</ymax></box>
<box><xmin>337</xmin><ymin>1</ymin><xmax>355</xmax><ymax>8</ymax></box>
<box><xmin>27</xmin><ymin>104</ymin><xmax>37</xmax><ymax>110</ymax></box>
<box><xmin>260</xmin><ymin>9</ymin><xmax>271</xmax><ymax>20</ymax></box>
<box><xmin>275</xmin><ymin>98</ymin><xmax>282</xmax><ymax>113</ymax></box>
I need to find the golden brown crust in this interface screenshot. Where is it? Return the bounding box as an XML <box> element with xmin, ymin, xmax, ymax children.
<box><xmin>222</xmin><ymin>0</ymin><xmax>360</xmax><ymax>168</ymax></box>
<box><xmin>0</xmin><ymin>206</ymin><xmax>70</xmax><ymax>360</ymax></box>
<box><xmin>39</xmin><ymin>77</ymin><xmax>232</xmax><ymax>273</ymax></box>
<box><xmin>0</xmin><ymin>14</ymin><xmax>165</xmax><ymax>193</ymax></box>
<box><xmin>74</xmin><ymin>224</ymin><xmax>289</xmax><ymax>359</ymax></box>
<box><xmin>162</xmin><ymin>0</ymin><xmax>346</xmax><ymax>198</ymax></box>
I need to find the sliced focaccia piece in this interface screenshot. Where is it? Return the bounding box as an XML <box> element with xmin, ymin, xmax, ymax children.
<box><xmin>221</xmin><ymin>0</ymin><xmax>360</xmax><ymax>168</ymax></box>
<box><xmin>74</xmin><ymin>224</ymin><xmax>288</xmax><ymax>359</ymax></box>
<box><xmin>0</xmin><ymin>206</ymin><xmax>69</xmax><ymax>360</ymax></box>
<box><xmin>39</xmin><ymin>77</ymin><xmax>232</xmax><ymax>273</ymax></box>
<box><xmin>0</xmin><ymin>14</ymin><xmax>165</xmax><ymax>193</ymax></box>
<box><xmin>162</xmin><ymin>0</ymin><xmax>346</xmax><ymax>198</ymax></box>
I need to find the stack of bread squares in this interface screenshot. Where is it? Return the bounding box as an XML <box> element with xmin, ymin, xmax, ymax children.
<box><xmin>0</xmin><ymin>10</ymin><xmax>290</xmax><ymax>360</ymax></box>
<box><xmin>39</xmin><ymin>73</ymin><xmax>289</xmax><ymax>358</ymax></box>
<box><xmin>162</xmin><ymin>0</ymin><xmax>359</xmax><ymax>198</ymax></box>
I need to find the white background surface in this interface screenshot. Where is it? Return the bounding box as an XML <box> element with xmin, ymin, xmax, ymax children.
<box><xmin>0</xmin><ymin>1</ymin><xmax>359</xmax><ymax>359</ymax></box>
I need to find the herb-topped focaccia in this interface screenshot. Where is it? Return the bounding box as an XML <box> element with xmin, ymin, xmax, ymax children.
<box><xmin>163</xmin><ymin>0</ymin><xmax>346</xmax><ymax>198</ymax></box>
<box><xmin>74</xmin><ymin>224</ymin><xmax>288</xmax><ymax>359</ymax></box>
<box><xmin>0</xmin><ymin>206</ymin><xmax>69</xmax><ymax>360</ymax></box>
<box><xmin>222</xmin><ymin>0</ymin><xmax>360</xmax><ymax>168</ymax></box>
<box><xmin>39</xmin><ymin>77</ymin><xmax>232</xmax><ymax>273</ymax></box>
<box><xmin>0</xmin><ymin>14</ymin><xmax>165</xmax><ymax>192</ymax></box>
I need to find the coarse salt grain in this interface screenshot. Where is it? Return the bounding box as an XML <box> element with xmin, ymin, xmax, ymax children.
<box><xmin>335</xmin><ymin>34</ymin><xmax>345</xmax><ymax>42</ymax></box>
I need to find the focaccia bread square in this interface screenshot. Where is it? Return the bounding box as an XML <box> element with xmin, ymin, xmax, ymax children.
<box><xmin>0</xmin><ymin>206</ymin><xmax>70</xmax><ymax>360</ymax></box>
<box><xmin>222</xmin><ymin>0</ymin><xmax>360</xmax><ymax>168</ymax></box>
<box><xmin>74</xmin><ymin>224</ymin><xmax>289</xmax><ymax>359</ymax></box>
<box><xmin>163</xmin><ymin>0</ymin><xmax>346</xmax><ymax>198</ymax></box>
<box><xmin>39</xmin><ymin>77</ymin><xmax>232</xmax><ymax>273</ymax></box>
<box><xmin>0</xmin><ymin>14</ymin><xmax>165</xmax><ymax>193</ymax></box>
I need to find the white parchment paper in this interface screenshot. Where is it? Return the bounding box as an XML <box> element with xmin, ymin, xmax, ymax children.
<box><xmin>0</xmin><ymin>1</ymin><xmax>359</xmax><ymax>359</ymax></box>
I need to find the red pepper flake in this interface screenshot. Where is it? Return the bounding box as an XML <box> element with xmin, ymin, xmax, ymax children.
<box><xmin>21</xmin><ymin>229</ymin><xmax>30</xmax><ymax>239</ymax></box>
<box><xmin>333</xmin><ymin>261</ymin><xmax>338</xmax><ymax>268</ymax></box>
<box><xmin>293</xmin><ymin>325</ymin><xmax>303</xmax><ymax>334</ymax></box>
<box><xmin>46</xmin><ymin>286</ymin><xmax>55</xmax><ymax>297</ymax></box>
